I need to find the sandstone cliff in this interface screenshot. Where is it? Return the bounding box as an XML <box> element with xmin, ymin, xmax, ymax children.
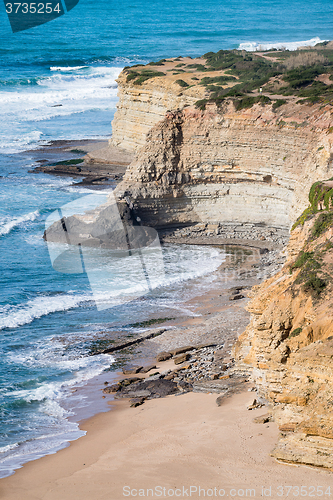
<box><xmin>110</xmin><ymin>57</ymin><xmax>207</xmax><ymax>152</ymax></box>
<box><xmin>234</xmin><ymin>187</ymin><xmax>333</xmax><ymax>469</ymax></box>
<box><xmin>114</xmin><ymin>99</ymin><xmax>333</xmax><ymax>231</ymax></box>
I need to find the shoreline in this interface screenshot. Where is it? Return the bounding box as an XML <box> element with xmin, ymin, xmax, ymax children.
<box><xmin>0</xmin><ymin>236</ymin><xmax>278</xmax><ymax>489</ymax></box>
<box><xmin>2</xmin><ymin>388</ymin><xmax>333</xmax><ymax>500</ymax></box>
<box><xmin>1</xmin><ymin>139</ymin><xmax>288</xmax><ymax>483</ymax></box>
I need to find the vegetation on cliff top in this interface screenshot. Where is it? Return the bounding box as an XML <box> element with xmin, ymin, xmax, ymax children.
<box><xmin>123</xmin><ymin>42</ymin><xmax>333</xmax><ymax>111</ymax></box>
<box><xmin>197</xmin><ymin>45</ymin><xmax>333</xmax><ymax>110</ymax></box>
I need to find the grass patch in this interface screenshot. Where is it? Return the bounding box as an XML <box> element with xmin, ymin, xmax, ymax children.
<box><xmin>70</xmin><ymin>149</ymin><xmax>86</xmax><ymax>154</ymax></box>
<box><xmin>147</xmin><ymin>59</ymin><xmax>167</xmax><ymax>66</ymax></box>
<box><xmin>129</xmin><ymin>317</ymin><xmax>175</xmax><ymax>328</ymax></box>
<box><xmin>186</xmin><ymin>63</ymin><xmax>207</xmax><ymax>71</ymax></box>
<box><xmin>53</xmin><ymin>158</ymin><xmax>84</xmax><ymax>166</ymax></box>
<box><xmin>234</xmin><ymin>95</ymin><xmax>271</xmax><ymax>110</ymax></box>
<box><xmin>200</xmin><ymin>75</ymin><xmax>236</xmax><ymax>86</ymax></box>
<box><xmin>195</xmin><ymin>99</ymin><xmax>209</xmax><ymax>110</ymax></box>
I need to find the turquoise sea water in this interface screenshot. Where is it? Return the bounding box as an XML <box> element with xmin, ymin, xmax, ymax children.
<box><xmin>0</xmin><ymin>0</ymin><xmax>332</xmax><ymax>478</ymax></box>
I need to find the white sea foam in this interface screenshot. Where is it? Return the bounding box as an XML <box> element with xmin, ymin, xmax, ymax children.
<box><xmin>239</xmin><ymin>36</ymin><xmax>326</xmax><ymax>52</ymax></box>
<box><xmin>50</xmin><ymin>66</ymin><xmax>89</xmax><ymax>72</ymax></box>
<box><xmin>0</xmin><ymin>244</ymin><xmax>224</xmax><ymax>331</ymax></box>
<box><xmin>0</xmin><ymin>210</ymin><xmax>40</xmax><ymax>237</ymax></box>
<box><xmin>0</xmin><ymin>443</ymin><xmax>19</xmax><ymax>454</ymax></box>
<box><xmin>0</xmin><ymin>293</ymin><xmax>92</xmax><ymax>330</ymax></box>
<box><xmin>10</xmin><ymin>354</ymin><xmax>112</xmax><ymax>403</ymax></box>
<box><xmin>0</xmin><ymin>65</ymin><xmax>122</xmax><ymax>154</ymax></box>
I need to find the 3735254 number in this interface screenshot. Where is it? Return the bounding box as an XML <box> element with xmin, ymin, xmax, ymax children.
<box><xmin>5</xmin><ymin>3</ymin><xmax>61</xmax><ymax>14</ymax></box>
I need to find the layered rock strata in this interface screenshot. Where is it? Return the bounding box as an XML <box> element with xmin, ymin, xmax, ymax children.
<box><xmin>234</xmin><ymin>198</ymin><xmax>333</xmax><ymax>469</ymax></box>
<box><xmin>115</xmin><ymin>100</ymin><xmax>333</xmax><ymax>231</ymax></box>
<box><xmin>110</xmin><ymin>59</ymin><xmax>207</xmax><ymax>152</ymax></box>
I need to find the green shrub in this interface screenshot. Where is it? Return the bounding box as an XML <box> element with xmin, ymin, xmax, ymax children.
<box><xmin>290</xmin><ymin>327</ymin><xmax>302</xmax><ymax>337</ymax></box>
<box><xmin>283</xmin><ymin>65</ymin><xmax>323</xmax><ymax>88</ymax></box>
<box><xmin>200</xmin><ymin>75</ymin><xmax>236</xmax><ymax>86</ymax></box>
<box><xmin>312</xmin><ymin>211</ymin><xmax>333</xmax><ymax>238</ymax></box>
<box><xmin>291</xmin><ymin>251</ymin><xmax>314</xmax><ymax>269</ymax></box>
<box><xmin>291</xmin><ymin>206</ymin><xmax>316</xmax><ymax>231</ymax></box>
<box><xmin>309</xmin><ymin>181</ymin><xmax>322</xmax><ymax>205</ymax></box>
<box><xmin>186</xmin><ymin>63</ymin><xmax>207</xmax><ymax>71</ymax></box>
<box><xmin>195</xmin><ymin>99</ymin><xmax>208</xmax><ymax>110</ymax></box>
<box><xmin>126</xmin><ymin>71</ymin><xmax>139</xmax><ymax>82</ymax></box>
<box><xmin>303</xmin><ymin>274</ymin><xmax>326</xmax><ymax>296</ymax></box>
<box><xmin>234</xmin><ymin>95</ymin><xmax>271</xmax><ymax>111</ymax></box>
<box><xmin>133</xmin><ymin>70</ymin><xmax>165</xmax><ymax>85</ymax></box>
<box><xmin>273</xmin><ymin>99</ymin><xmax>287</xmax><ymax>110</ymax></box>
<box><xmin>175</xmin><ymin>79</ymin><xmax>189</xmax><ymax>88</ymax></box>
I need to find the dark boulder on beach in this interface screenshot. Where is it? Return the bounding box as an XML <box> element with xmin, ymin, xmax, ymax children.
<box><xmin>115</xmin><ymin>378</ymin><xmax>180</xmax><ymax>400</ymax></box>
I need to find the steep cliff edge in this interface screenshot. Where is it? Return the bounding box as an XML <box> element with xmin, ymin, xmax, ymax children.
<box><xmin>110</xmin><ymin>57</ymin><xmax>208</xmax><ymax>152</ymax></box>
<box><xmin>115</xmin><ymin>100</ymin><xmax>333</xmax><ymax>231</ymax></box>
<box><xmin>234</xmin><ymin>184</ymin><xmax>333</xmax><ymax>468</ymax></box>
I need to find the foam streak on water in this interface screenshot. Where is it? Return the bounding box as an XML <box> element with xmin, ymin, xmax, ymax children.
<box><xmin>239</xmin><ymin>36</ymin><xmax>326</xmax><ymax>52</ymax></box>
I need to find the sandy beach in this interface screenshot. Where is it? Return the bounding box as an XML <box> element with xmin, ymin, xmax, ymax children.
<box><xmin>1</xmin><ymin>389</ymin><xmax>333</xmax><ymax>500</ymax></box>
<box><xmin>1</xmin><ymin>239</ymin><xmax>333</xmax><ymax>500</ymax></box>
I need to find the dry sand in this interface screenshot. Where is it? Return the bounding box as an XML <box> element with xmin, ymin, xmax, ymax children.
<box><xmin>1</xmin><ymin>389</ymin><xmax>333</xmax><ymax>500</ymax></box>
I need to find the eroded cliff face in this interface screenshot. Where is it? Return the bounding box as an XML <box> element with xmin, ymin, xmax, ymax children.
<box><xmin>115</xmin><ymin>100</ymin><xmax>333</xmax><ymax>230</ymax></box>
<box><xmin>110</xmin><ymin>68</ymin><xmax>205</xmax><ymax>152</ymax></box>
<box><xmin>234</xmin><ymin>205</ymin><xmax>333</xmax><ymax>468</ymax></box>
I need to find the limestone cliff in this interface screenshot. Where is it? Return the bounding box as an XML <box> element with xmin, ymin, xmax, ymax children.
<box><xmin>110</xmin><ymin>58</ymin><xmax>207</xmax><ymax>152</ymax></box>
<box><xmin>115</xmin><ymin>100</ymin><xmax>333</xmax><ymax>231</ymax></box>
<box><xmin>234</xmin><ymin>188</ymin><xmax>333</xmax><ymax>469</ymax></box>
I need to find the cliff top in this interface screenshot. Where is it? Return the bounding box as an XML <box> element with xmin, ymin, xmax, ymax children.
<box><xmin>121</xmin><ymin>41</ymin><xmax>333</xmax><ymax>111</ymax></box>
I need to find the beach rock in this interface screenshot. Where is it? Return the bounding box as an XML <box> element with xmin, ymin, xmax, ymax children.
<box><xmin>122</xmin><ymin>365</ymin><xmax>143</xmax><ymax>375</ymax></box>
<box><xmin>156</xmin><ymin>351</ymin><xmax>172</xmax><ymax>362</ymax></box>
<box><xmin>119</xmin><ymin>377</ymin><xmax>141</xmax><ymax>387</ymax></box>
<box><xmin>146</xmin><ymin>373</ymin><xmax>161</xmax><ymax>381</ymax></box>
<box><xmin>177</xmin><ymin>380</ymin><xmax>193</xmax><ymax>392</ymax></box>
<box><xmin>169</xmin><ymin>346</ymin><xmax>193</xmax><ymax>356</ymax></box>
<box><xmin>103</xmin><ymin>383</ymin><xmax>121</xmax><ymax>393</ymax></box>
<box><xmin>174</xmin><ymin>353</ymin><xmax>191</xmax><ymax>365</ymax></box>
<box><xmin>196</xmin><ymin>343</ymin><xmax>217</xmax><ymax>349</ymax></box>
<box><xmin>229</xmin><ymin>294</ymin><xmax>245</xmax><ymax>301</ymax></box>
<box><xmin>141</xmin><ymin>364</ymin><xmax>157</xmax><ymax>373</ymax></box>
<box><xmin>253</xmin><ymin>413</ymin><xmax>271</xmax><ymax>424</ymax></box>
<box><xmin>193</xmin><ymin>376</ymin><xmax>248</xmax><ymax>394</ymax></box>
<box><xmin>129</xmin><ymin>397</ymin><xmax>146</xmax><ymax>407</ymax></box>
<box><xmin>116</xmin><ymin>378</ymin><xmax>179</xmax><ymax>400</ymax></box>
<box><xmin>229</xmin><ymin>286</ymin><xmax>245</xmax><ymax>293</ymax></box>
<box><xmin>115</xmin><ymin>389</ymin><xmax>151</xmax><ymax>399</ymax></box>
<box><xmin>247</xmin><ymin>398</ymin><xmax>263</xmax><ymax>410</ymax></box>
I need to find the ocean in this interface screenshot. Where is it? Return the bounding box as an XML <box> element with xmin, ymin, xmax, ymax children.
<box><xmin>0</xmin><ymin>0</ymin><xmax>332</xmax><ymax>478</ymax></box>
